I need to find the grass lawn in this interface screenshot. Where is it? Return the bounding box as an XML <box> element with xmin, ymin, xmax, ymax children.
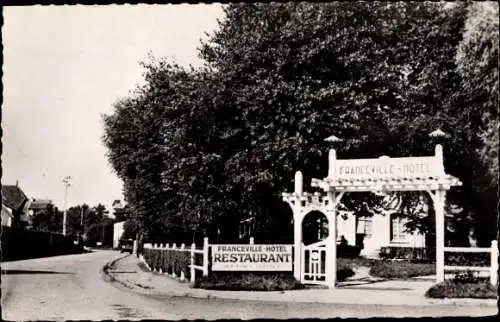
<box><xmin>193</xmin><ymin>265</ymin><xmax>356</xmax><ymax>291</ymax></box>
<box><xmin>193</xmin><ymin>272</ymin><xmax>305</xmax><ymax>291</ymax></box>
<box><xmin>426</xmin><ymin>278</ymin><xmax>497</xmax><ymax>299</ymax></box>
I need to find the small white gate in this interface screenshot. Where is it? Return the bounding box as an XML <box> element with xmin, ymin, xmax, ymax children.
<box><xmin>302</xmin><ymin>240</ymin><xmax>327</xmax><ymax>285</ymax></box>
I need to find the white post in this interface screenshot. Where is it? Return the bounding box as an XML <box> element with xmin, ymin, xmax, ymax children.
<box><xmin>202</xmin><ymin>237</ymin><xmax>209</xmax><ymax>276</ymax></box>
<box><xmin>166</xmin><ymin>243</ymin><xmax>170</xmax><ymax>249</ymax></box>
<box><xmin>249</xmin><ymin>237</ymin><xmax>254</xmax><ymax>245</ymax></box>
<box><xmin>435</xmin><ymin>144</ymin><xmax>445</xmax><ymax>174</ymax></box>
<box><xmin>328</xmin><ymin>149</ymin><xmax>337</xmax><ymax>179</ymax></box>
<box><xmin>190</xmin><ymin>243</ymin><xmax>196</xmax><ymax>283</ymax></box>
<box><xmin>435</xmin><ymin>190</ymin><xmax>445</xmax><ymax>283</ymax></box>
<box><xmin>326</xmin><ymin>191</ymin><xmax>337</xmax><ymax>288</ymax></box>
<box><xmin>173</xmin><ymin>243</ymin><xmax>177</xmax><ymax>249</ymax></box>
<box><xmin>295</xmin><ymin>171</ymin><xmax>303</xmax><ymax>195</ymax></box>
<box><xmin>490</xmin><ymin>240</ymin><xmax>498</xmax><ymax>286</ymax></box>
<box><xmin>180</xmin><ymin>244</ymin><xmax>186</xmax><ymax>280</ymax></box>
<box><xmin>293</xmin><ymin>171</ymin><xmax>304</xmax><ymax>282</ymax></box>
<box><xmin>293</xmin><ymin>204</ymin><xmax>302</xmax><ymax>281</ymax></box>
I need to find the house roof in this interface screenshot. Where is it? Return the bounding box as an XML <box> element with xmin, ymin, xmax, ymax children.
<box><xmin>1</xmin><ymin>185</ymin><xmax>29</xmax><ymax>211</ymax></box>
<box><xmin>29</xmin><ymin>199</ymin><xmax>53</xmax><ymax>210</ymax></box>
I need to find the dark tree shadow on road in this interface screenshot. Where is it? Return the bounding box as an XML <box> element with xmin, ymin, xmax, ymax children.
<box><xmin>1</xmin><ymin>269</ymin><xmax>75</xmax><ymax>275</ymax></box>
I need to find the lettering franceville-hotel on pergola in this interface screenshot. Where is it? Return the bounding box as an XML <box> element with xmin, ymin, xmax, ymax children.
<box><xmin>337</xmin><ymin>161</ymin><xmax>434</xmax><ymax>177</ymax></box>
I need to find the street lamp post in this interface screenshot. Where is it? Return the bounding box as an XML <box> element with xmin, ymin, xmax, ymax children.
<box><xmin>62</xmin><ymin>176</ymin><xmax>72</xmax><ymax>236</ymax></box>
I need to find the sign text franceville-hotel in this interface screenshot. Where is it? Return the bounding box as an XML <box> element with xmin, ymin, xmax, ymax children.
<box><xmin>335</xmin><ymin>157</ymin><xmax>439</xmax><ymax>179</ymax></box>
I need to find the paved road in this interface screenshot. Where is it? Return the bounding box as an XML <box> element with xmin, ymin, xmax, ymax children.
<box><xmin>1</xmin><ymin>251</ymin><xmax>496</xmax><ymax>320</ymax></box>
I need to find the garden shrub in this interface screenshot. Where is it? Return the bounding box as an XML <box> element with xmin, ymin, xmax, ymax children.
<box><xmin>337</xmin><ymin>262</ymin><xmax>356</xmax><ymax>280</ymax></box>
<box><xmin>425</xmin><ymin>278</ymin><xmax>497</xmax><ymax>299</ymax></box>
<box><xmin>370</xmin><ymin>260</ymin><xmax>435</xmax><ymax>279</ymax></box>
<box><xmin>379</xmin><ymin>246</ymin><xmax>434</xmax><ymax>261</ymax></box>
<box><xmin>445</xmin><ymin>252</ymin><xmax>490</xmax><ymax>267</ymax></box>
<box><xmin>379</xmin><ymin>247</ymin><xmax>491</xmax><ymax>267</ymax></box>
<box><xmin>453</xmin><ymin>270</ymin><xmax>481</xmax><ymax>284</ymax></box>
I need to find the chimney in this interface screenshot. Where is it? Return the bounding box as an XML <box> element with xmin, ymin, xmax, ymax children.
<box><xmin>16</xmin><ymin>180</ymin><xmax>19</xmax><ymax>187</ymax></box>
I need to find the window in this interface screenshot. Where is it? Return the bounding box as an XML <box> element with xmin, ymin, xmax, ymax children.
<box><xmin>356</xmin><ymin>216</ymin><xmax>373</xmax><ymax>238</ymax></box>
<box><xmin>391</xmin><ymin>214</ymin><xmax>408</xmax><ymax>243</ymax></box>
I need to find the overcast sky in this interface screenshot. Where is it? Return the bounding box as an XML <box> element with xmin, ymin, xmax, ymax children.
<box><xmin>2</xmin><ymin>4</ymin><xmax>224</xmax><ymax>210</ymax></box>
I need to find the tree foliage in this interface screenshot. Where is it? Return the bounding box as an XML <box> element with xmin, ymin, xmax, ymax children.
<box><xmin>65</xmin><ymin>203</ymin><xmax>113</xmax><ymax>246</ymax></box>
<box><xmin>103</xmin><ymin>2</ymin><xmax>498</xmax><ymax>245</ymax></box>
<box><xmin>453</xmin><ymin>1</ymin><xmax>499</xmax><ymax>243</ymax></box>
<box><xmin>456</xmin><ymin>2</ymin><xmax>499</xmax><ymax>187</ymax></box>
<box><xmin>31</xmin><ymin>203</ymin><xmax>63</xmax><ymax>233</ymax></box>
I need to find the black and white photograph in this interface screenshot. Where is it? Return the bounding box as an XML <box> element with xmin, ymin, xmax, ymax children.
<box><xmin>1</xmin><ymin>2</ymin><xmax>498</xmax><ymax>320</ymax></box>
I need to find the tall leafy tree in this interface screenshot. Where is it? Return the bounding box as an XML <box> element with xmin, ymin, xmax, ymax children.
<box><xmin>198</xmin><ymin>2</ymin><xmax>470</xmax><ymax>240</ymax></box>
<box><xmin>453</xmin><ymin>1</ymin><xmax>499</xmax><ymax>244</ymax></box>
<box><xmin>103</xmin><ymin>2</ymin><xmax>496</xmax><ymax>246</ymax></box>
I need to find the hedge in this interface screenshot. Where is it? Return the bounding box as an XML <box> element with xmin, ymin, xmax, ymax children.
<box><xmin>142</xmin><ymin>247</ymin><xmax>192</xmax><ymax>280</ymax></box>
<box><xmin>1</xmin><ymin>226</ymin><xmax>83</xmax><ymax>261</ymax></box>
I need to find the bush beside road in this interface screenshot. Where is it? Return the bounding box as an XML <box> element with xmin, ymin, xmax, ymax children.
<box><xmin>426</xmin><ymin>278</ymin><xmax>497</xmax><ymax>299</ymax></box>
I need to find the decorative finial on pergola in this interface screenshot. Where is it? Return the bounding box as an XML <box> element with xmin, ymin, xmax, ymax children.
<box><xmin>429</xmin><ymin>128</ymin><xmax>449</xmax><ymax>138</ymax></box>
<box><xmin>324</xmin><ymin>135</ymin><xmax>344</xmax><ymax>143</ymax></box>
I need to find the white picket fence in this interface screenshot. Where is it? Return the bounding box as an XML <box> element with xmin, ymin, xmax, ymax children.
<box><xmin>141</xmin><ymin>237</ymin><xmax>209</xmax><ymax>283</ymax></box>
<box><xmin>140</xmin><ymin>237</ymin><xmax>257</xmax><ymax>283</ymax></box>
<box><xmin>442</xmin><ymin>240</ymin><xmax>498</xmax><ymax>286</ymax></box>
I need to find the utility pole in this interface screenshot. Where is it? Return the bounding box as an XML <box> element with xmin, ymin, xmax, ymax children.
<box><xmin>62</xmin><ymin>176</ymin><xmax>72</xmax><ymax>236</ymax></box>
<box><xmin>79</xmin><ymin>206</ymin><xmax>84</xmax><ymax>244</ymax></box>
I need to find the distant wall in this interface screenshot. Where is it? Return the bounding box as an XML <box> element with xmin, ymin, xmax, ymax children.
<box><xmin>1</xmin><ymin>226</ymin><xmax>83</xmax><ymax>262</ymax></box>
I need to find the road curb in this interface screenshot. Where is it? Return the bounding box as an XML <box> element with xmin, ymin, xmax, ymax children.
<box><xmin>101</xmin><ymin>254</ymin><xmax>135</xmax><ymax>289</ymax></box>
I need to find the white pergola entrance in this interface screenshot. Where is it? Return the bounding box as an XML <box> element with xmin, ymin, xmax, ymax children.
<box><xmin>282</xmin><ymin>144</ymin><xmax>462</xmax><ymax>288</ymax></box>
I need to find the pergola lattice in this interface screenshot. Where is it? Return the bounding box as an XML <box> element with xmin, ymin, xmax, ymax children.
<box><xmin>282</xmin><ymin>144</ymin><xmax>462</xmax><ymax>288</ymax></box>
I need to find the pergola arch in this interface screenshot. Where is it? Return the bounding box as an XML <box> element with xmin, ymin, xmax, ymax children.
<box><xmin>282</xmin><ymin>144</ymin><xmax>462</xmax><ymax>288</ymax></box>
